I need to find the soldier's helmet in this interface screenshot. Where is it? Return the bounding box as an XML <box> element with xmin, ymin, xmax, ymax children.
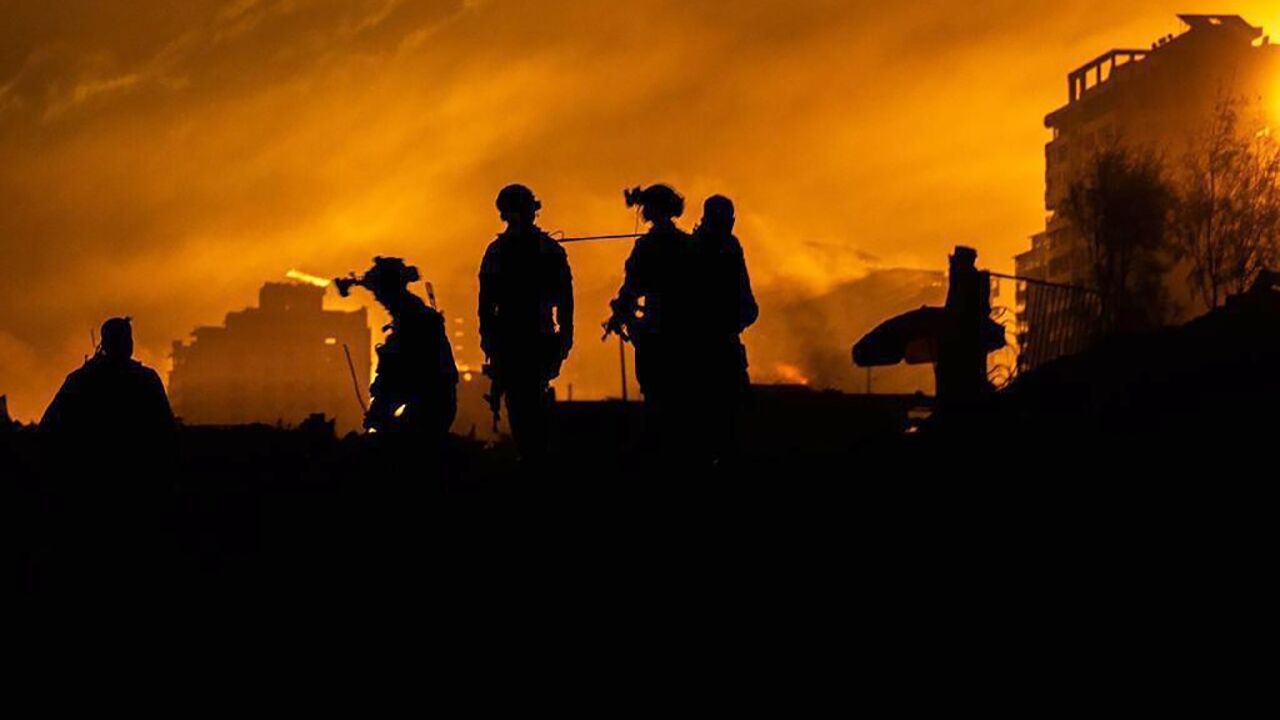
<box><xmin>702</xmin><ymin>195</ymin><xmax>735</xmax><ymax>230</ymax></box>
<box><xmin>496</xmin><ymin>184</ymin><xmax>542</xmax><ymax>218</ymax></box>
<box><xmin>99</xmin><ymin>317</ymin><xmax>134</xmax><ymax>360</ymax></box>
<box><xmin>363</xmin><ymin>256</ymin><xmax>421</xmax><ymax>292</ymax></box>
<box><xmin>624</xmin><ymin>184</ymin><xmax>684</xmax><ymax>221</ymax></box>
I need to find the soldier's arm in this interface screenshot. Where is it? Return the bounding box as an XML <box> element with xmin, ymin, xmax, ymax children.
<box><xmin>557</xmin><ymin>253</ymin><xmax>575</xmax><ymax>356</ymax></box>
<box><xmin>39</xmin><ymin>379</ymin><xmax>72</xmax><ymax>432</ymax></box>
<box><xmin>605</xmin><ymin>238</ymin><xmax>653</xmax><ymax>340</ymax></box>
<box><xmin>39</xmin><ymin>370</ymin><xmax>84</xmax><ymax>432</ymax></box>
<box><xmin>610</xmin><ymin>240</ymin><xmax>646</xmax><ymax>317</ymax></box>
<box><xmin>478</xmin><ymin>247</ymin><xmax>499</xmax><ymax>357</ymax></box>
<box><xmin>434</xmin><ymin>313</ymin><xmax>459</xmax><ymax>383</ymax></box>
<box><xmin>736</xmin><ymin>240</ymin><xmax>759</xmax><ymax>331</ymax></box>
<box><xmin>144</xmin><ymin>368</ymin><xmax>177</xmax><ymax>430</ymax></box>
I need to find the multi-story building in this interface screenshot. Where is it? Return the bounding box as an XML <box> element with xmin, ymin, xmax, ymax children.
<box><xmin>170</xmin><ymin>282</ymin><xmax>371</xmax><ymax>434</ymax></box>
<box><xmin>1016</xmin><ymin>14</ymin><xmax>1280</xmax><ymax>368</ymax></box>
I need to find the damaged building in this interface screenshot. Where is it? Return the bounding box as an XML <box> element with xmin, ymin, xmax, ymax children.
<box><xmin>1015</xmin><ymin>14</ymin><xmax>1280</xmax><ymax>368</ymax></box>
<box><xmin>169</xmin><ymin>283</ymin><xmax>371</xmax><ymax>434</ymax></box>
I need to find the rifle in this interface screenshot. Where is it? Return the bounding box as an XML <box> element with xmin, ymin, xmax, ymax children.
<box><xmin>482</xmin><ymin>362</ymin><xmax>503</xmax><ymax>433</ymax></box>
<box><xmin>601</xmin><ymin>315</ymin><xmax>629</xmax><ymax>343</ymax></box>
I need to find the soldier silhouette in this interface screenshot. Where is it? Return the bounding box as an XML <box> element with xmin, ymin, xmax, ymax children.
<box><xmin>479</xmin><ymin>184</ymin><xmax>574</xmax><ymax>463</ymax></box>
<box><xmin>337</xmin><ymin>257</ymin><xmax>458</xmax><ymax>438</ymax></box>
<box><xmin>605</xmin><ymin>184</ymin><xmax>698</xmax><ymax>460</ymax></box>
<box><xmin>691</xmin><ymin>195</ymin><xmax>758</xmax><ymax>462</ymax></box>
<box><xmin>40</xmin><ymin>317</ymin><xmax>175</xmax><ymax>439</ymax></box>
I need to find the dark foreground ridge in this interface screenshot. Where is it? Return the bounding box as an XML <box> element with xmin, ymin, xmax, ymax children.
<box><xmin>984</xmin><ymin>269</ymin><xmax>1280</xmax><ymax>445</ymax></box>
<box><xmin>6</xmin><ymin>288</ymin><xmax>1275</xmax><ymax>679</ymax></box>
<box><xmin>9</xmin><ymin>388</ymin><xmax>927</xmax><ymax>597</ymax></box>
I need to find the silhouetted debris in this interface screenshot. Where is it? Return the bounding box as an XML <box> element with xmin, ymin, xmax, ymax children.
<box><xmin>1240</xmin><ymin>268</ymin><xmax>1279</xmax><ymax>299</ymax></box>
<box><xmin>854</xmin><ymin>306</ymin><xmax>950</xmax><ymax>366</ymax></box>
<box><xmin>949</xmin><ymin>271</ymin><xmax>1280</xmax><ymax>452</ymax></box>
<box><xmin>854</xmin><ymin>247</ymin><xmax>1005</xmax><ymax>408</ymax></box>
<box><xmin>10</xmin><ymin>384</ymin><xmax>937</xmax><ymax>592</ymax></box>
<box><xmin>936</xmin><ymin>246</ymin><xmax>1006</xmax><ymax>405</ymax></box>
<box><xmin>298</xmin><ymin>412</ymin><xmax>336</xmax><ymax>439</ymax></box>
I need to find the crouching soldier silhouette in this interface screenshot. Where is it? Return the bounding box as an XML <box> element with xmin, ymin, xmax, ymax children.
<box><xmin>336</xmin><ymin>257</ymin><xmax>458</xmax><ymax>439</ymax></box>
<box><xmin>691</xmin><ymin>195</ymin><xmax>758</xmax><ymax>462</ymax></box>
<box><xmin>605</xmin><ymin>184</ymin><xmax>695</xmax><ymax>459</ymax></box>
<box><xmin>479</xmin><ymin>184</ymin><xmax>574</xmax><ymax>463</ymax></box>
<box><xmin>41</xmin><ymin>317</ymin><xmax>175</xmax><ymax>440</ymax></box>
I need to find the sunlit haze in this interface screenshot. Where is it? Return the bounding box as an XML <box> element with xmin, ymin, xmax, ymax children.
<box><xmin>2</xmin><ymin>1</ymin><xmax>1278</xmax><ymax>420</ymax></box>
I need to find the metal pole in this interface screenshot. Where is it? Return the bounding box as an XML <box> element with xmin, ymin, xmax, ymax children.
<box><xmin>557</xmin><ymin>233</ymin><xmax>643</xmax><ymax>244</ymax></box>
<box><xmin>988</xmin><ymin>271</ymin><xmax>1098</xmax><ymax>295</ymax></box>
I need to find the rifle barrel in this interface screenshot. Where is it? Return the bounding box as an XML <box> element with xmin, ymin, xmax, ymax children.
<box><xmin>343</xmin><ymin>344</ymin><xmax>368</xmax><ymax>415</ymax></box>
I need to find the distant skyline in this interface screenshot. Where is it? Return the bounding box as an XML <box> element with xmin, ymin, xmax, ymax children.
<box><xmin>2</xmin><ymin>2</ymin><xmax>1279</xmax><ymax>418</ymax></box>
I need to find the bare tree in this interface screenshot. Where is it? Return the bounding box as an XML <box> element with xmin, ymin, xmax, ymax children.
<box><xmin>1172</xmin><ymin>95</ymin><xmax>1280</xmax><ymax>310</ymax></box>
<box><xmin>1063</xmin><ymin>144</ymin><xmax>1176</xmax><ymax>333</ymax></box>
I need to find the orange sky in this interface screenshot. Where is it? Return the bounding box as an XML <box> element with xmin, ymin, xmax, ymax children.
<box><xmin>2</xmin><ymin>1</ymin><xmax>1278</xmax><ymax>420</ymax></box>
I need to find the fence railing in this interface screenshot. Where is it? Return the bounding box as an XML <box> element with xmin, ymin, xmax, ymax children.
<box><xmin>990</xmin><ymin>272</ymin><xmax>1101</xmax><ymax>373</ymax></box>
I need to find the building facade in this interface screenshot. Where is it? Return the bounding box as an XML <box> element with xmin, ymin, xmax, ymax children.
<box><xmin>1016</xmin><ymin>14</ymin><xmax>1280</xmax><ymax>368</ymax></box>
<box><xmin>169</xmin><ymin>283</ymin><xmax>371</xmax><ymax>433</ymax></box>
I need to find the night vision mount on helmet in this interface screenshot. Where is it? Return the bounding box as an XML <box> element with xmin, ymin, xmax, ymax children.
<box><xmin>334</xmin><ymin>256</ymin><xmax>422</xmax><ymax>297</ymax></box>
